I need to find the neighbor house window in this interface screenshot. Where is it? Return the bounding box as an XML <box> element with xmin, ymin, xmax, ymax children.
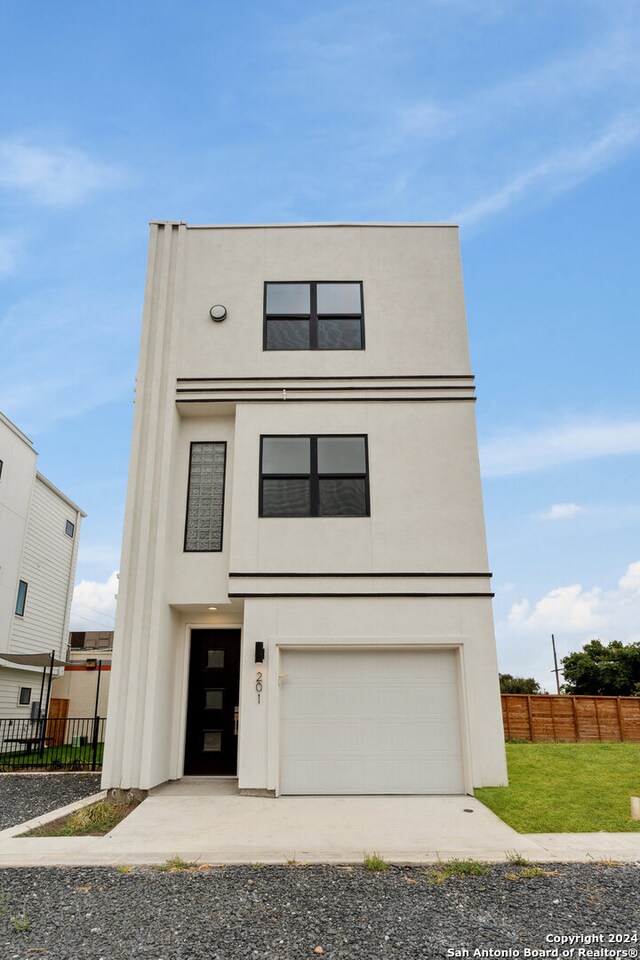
<box><xmin>65</xmin><ymin>519</ymin><xmax>75</xmax><ymax>538</ymax></box>
<box><xmin>260</xmin><ymin>436</ymin><xmax>369</xmax><ymax>517</ymax></box>
<box><xmin>15</xmin><ymin>580</ymin><xmax>28</xmax><ymax>617</ymax></box>
<box><xmin>264</xmin><ymin>282</ymin><xmax>364</xmax><ymax>350</ymax></box>
<box><xmin>18</xmin><ymin>687</ymin><xmax>31</xmax><ymax>706</ymax></box>
<box><xmin>184</xmin><ymin>442</ymin><xmax>227</xmax><ymax>551</ymax></box>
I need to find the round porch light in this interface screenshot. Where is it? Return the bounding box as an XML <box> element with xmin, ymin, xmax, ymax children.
<box><xmin>209</xmin><ymin>304</ymin><xmax>227</xmax><ymax>322</ymax></box>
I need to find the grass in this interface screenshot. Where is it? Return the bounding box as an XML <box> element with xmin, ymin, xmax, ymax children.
<box><xmin>363</xmin><ymin>854</ymin><xmax>389</xmax><ymax>872</ymax></box>
<box><xmin>505</xmin><ymin>850</ymin><xmax>530</xmax><ymax>866</ymax></box>
<box><xmin>424</xmin><ymin>859</ymin><xmax>490</xmax><ymax>884</ymax></box>
<box><xmin>0</xmin><ymin>889</ymin><xmax>30</xmax><ymax>933</ymax></box>
<box><xmin>476</xmin><ymin>742</ymin><xmax>640</xmax><ymax>833</ymax></box>
<box><xmin>154</xmin><ymin>856</ymin><xmax>199</xmax><ymax>872</ymax></box>
<box><xmin>505</xmin><ymin>865</ymin><xmax>561</xmax><ymax>881</ymax></box>
<box><xmin>0</xmin><ymin>742</ymin><xmax>104</xmax><ymax>769</ymax></box>
<box><xmin>24</xmin><ymin>799</ymin><xmax>139</xmax><ymax>837</ymax></box>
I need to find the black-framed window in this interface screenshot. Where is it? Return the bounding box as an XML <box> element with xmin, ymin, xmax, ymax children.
<box><xmin>184</xmin><ymin>441</ymin><xmax>227</xmax><ymax>551</ymax></box>
<box><xmin>15</xmin><ymin>580</ymin><xmax>28</xmax><ymax>617</ymax></box>
<box><xmin>18</xmin><ymin>687</ymin><xmax>31</xmax><ymax>706</ymax></box>
<box><xmin>264</xmin><ymin>281</ymin><xmax>364</xmax><ymax>351</ymax></box>
<box><xmin>260</xmin><ymin>435</ymin><xmax>369</xmax><ymax>517</ymax></box>
<box><xmin>65</xmin><ymin>519</ymin><xmax>75</xmax><ymax>538</ymax></box>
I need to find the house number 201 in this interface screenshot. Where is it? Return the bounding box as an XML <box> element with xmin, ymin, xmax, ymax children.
<box><xmin>256</xmin><ymin>672</ymin><xmax>263</xmax><ymax>703</ymax></box>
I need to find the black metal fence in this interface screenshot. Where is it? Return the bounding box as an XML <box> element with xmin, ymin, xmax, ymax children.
<box><xmin>0</xmin><ymin>716</ymin><xmax>106</xmax><ymax>771</ymax></box>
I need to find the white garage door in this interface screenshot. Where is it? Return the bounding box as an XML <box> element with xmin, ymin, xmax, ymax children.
<box><xmin>279</xmin><ymin>648</ymin><xmax>465</xmax><ymax>795</ymax></box>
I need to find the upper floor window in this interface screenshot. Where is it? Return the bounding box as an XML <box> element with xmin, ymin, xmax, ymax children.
<box><xmin>15</xmin><ymin>580</ymin><xmax>28</xmax><ymax>617</ymax></box>
<box><xmin>184</xmin><ymin>441</ymin><xmax>227</xmax><ymax>551</ymax></box>
<box><xmin>65</xmin><ymin>519</ymin><xmax>75</xmax><ymax>538</ymax></box>
<box><xmin>260</xmin><ymin>435</ymin><xmax>369</xmax><ymax>517</ymax></box>
<box><xmin>264</xmin><ymin>282</ymin><xmax>364</xmax><ymax>351</ymax></box>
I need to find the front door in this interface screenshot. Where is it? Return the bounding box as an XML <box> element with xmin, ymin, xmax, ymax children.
<box><xmin>184</xmin><ymin>629</ymin><xmax>241</xmax><ymax>775</ymax></box>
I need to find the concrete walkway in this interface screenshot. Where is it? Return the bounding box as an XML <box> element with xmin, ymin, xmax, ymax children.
<box><xmin>0</xmin><ymin>777</ymin><xmax>639</xmax><ymax>867</ymax></box>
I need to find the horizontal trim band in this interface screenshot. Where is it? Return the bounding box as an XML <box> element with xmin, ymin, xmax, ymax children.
<box><xmin>64</xmin><ymin>663</ymin><xmax>112</xmax><ymax>671</ymax></box>
<box><xmin>177</xmin><ymin>397</ymin><xmax>476</xmax><ymax>404</ymax></box>
<box><xmin>229</xmin><ymin>572</ymin><xmax>492</xmax><ymax>578</ymax></box>
<box><xmin>177</xmin><ymin>385</ymin><xmax>474</xmax><ymax>394</ymax></box>
<box><xmin>229</xmin><ymin>592</ymin><xmax>495</xmax><ymax>598</ymax></box>
<box><xmin>177</xmin><ymin>374</ymin><xmax>475</xmax><ymax>382</ymax></box>
<box><xmin>182</xmin><ymin>222</ymin><xmax>459</xmax><ymax>229</ymax></box>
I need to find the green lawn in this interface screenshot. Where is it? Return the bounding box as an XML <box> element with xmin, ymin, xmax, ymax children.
<box><xmin>475</xmin><ymin>741</ymin><xmax>640</xmax><ymax>833</ymax></box>
<box><xmin>0</xmin><ymin>742</ymin><xmax>103</xmax><ymax>769</ymax></box>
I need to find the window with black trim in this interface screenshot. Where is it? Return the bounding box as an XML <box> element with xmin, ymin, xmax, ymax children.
<box><xmin>264</xmin><ymin>282</ymin><xmax>364</xmax><ymax>351</ymax></box>
<box><xmin>184</xmin><ymin>441</ymin><xmax>227</xmax><ymax>551</ymax></box>
<box><xmin>65</xmin><ymin>519</ymin><xmax>75</xmax><ymax>538</ymax></box>
<box><xmin>15</xmin><ymin>580</ymin><xmax>28</xmax><ymax>617</ymax></box>
<box><xmin>260</xmin><ymin>435</ymin><xmax>369</xmax><ymax>517</ymax></box>
<box><xmin>18</xmin><ymin>687</ymin><xmax>31</xmax><ymax>706</ymax></box>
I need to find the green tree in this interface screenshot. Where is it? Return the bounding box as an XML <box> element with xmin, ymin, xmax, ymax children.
<box><xmin>499</xmin><ymin>674</ymin><xmax>542</xmax><ymax>694</ymax></box>
<box><xmin>561</xmin><ymin>639</ymin><xmax>640</xmax><ymax>696</ymax></box>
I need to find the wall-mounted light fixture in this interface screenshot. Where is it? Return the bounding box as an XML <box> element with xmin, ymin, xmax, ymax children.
<box><xmin>210</xmin><ymin>305</ymin><xmax>227</xmax><ymax>322</ymax></box>
<box><xmin>255</xmin><ymin>641</ymin><xmax>265</xmax><ymax>663</ymax></box>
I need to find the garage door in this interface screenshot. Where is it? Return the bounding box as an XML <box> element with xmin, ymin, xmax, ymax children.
<box><xmin>279</xmin><ymin>648</ymin><xmax>465</xmax><ymax>795</ymax></box>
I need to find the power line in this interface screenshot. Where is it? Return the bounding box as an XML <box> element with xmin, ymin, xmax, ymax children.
<box><xmin>72</xmin><ymin>612</ymin><xmax>115</xmax><ymax>628</ymax></box>
<box><xmin>74</xmin><ymin>602</ymin><xmax>115</xmax><ymax>624</ymax></box>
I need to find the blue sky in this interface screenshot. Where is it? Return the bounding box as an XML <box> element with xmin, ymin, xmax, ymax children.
<box><xmin>1</xmin><ymin>0</ymin><xmax>639</xmax><ymax>689</ymax></box>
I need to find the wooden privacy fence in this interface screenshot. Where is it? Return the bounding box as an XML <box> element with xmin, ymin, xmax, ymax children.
<box><xmin>502</xmin><ymin>693</ymin><xmax>640</xmax><ymax>742</ymax></box>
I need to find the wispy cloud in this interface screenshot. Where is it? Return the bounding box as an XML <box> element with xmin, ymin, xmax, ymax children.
<box><xmin>0</xmin><ymin>288</ymin><xmax>135</xmax><ymax>429</ymax></box>
<box><xmin>403</xmin><ymin>21</ymin><xmax>639</xmax><ymax>141</ymax></box>
<box><xmin>451</xmin><ymin>112</ymin><xmax>640</xmax><ymax>226</ymax></box>
<box><xmin>480</xmin><ymin>417</ymin><xmax>640</xmax><ymax>477</ymax></box>
<box><xmin>539</xmin><ymin>503</ymin><xmax>587</xmax><ymax>521</ymax></box>
<box><xmin>0</xmin><ymin>139</ymin><xmax>123</xmax><ymax>207</ymax></box>
<box><xmin>394</xmin><ymin>15</ymin><xmax>640</xmax><ymax>225</ymax></box>
<box><xmin>0</xmin><ymin>233</ymin><xmax>21</xmax><ymax>277</ymax></box>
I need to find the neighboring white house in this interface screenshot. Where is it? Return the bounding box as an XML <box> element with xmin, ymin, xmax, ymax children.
<box><xmin>0</xmin><ymin>411</ymin><xmax>85</xmax><ymax>718</ymax></box>
<box><xmin>103</xmin><ymin>222</ymin><xmax>508</xmax><ymax>796</ymax></box>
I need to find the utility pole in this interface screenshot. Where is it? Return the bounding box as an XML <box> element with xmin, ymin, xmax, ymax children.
<box><xmin>551</xmin><ymin>633</ymin><xmax>562</xmax><ymax>694</ymax></box>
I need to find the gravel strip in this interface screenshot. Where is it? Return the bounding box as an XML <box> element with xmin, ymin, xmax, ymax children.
<box><xmin>0</xmin><ymin>775</ymin><xmax>102</xmax><ymax>830</ymax></box>
<box><xmin>0</xmin><ymin>863</ymin><xmax>639</xmax><ymax>959</ymax></box>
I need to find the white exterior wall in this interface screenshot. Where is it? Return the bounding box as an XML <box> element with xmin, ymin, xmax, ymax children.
<box><xmin>10</xmin><ymin>475</ymin><xmax>82</xmax><ymax>661</ymax></box>
<box><xmin>0</xmin><ymin>666</ymin><xmax>42</xmax><ymax>719</ymax></box>
<box><xmin>0</xmin><ymin>414</ymin><xmax>84</xmax><ymax>719</ymax></box>
<box><xmin>0</xmin><ymin>413</ymin><xmax>36</xmax><ymax>656</ymax></box>
<box><xmin>103</xmin><ymin>222</ymin><xmax>507</xmax><ymax>793</ymax></box>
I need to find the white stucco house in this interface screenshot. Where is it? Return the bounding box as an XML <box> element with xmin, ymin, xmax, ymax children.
<box><xmin>103</xmin><ymin>222</ymin><xmax>507</xmax><ymax>796</ymax></box>
<box><xmin>0</xmin><ymin>411</ymin><xmax>85</xmax><ymax>718</ymax></box>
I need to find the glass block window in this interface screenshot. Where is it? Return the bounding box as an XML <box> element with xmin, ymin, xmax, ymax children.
<box><xmin>264</xmin><ymin>282</ymin><xmax>364</xmax><ymax>351</ymax></box>
<box><xmin>184</xmin><ymin>442</ymin><xmax>227</xmax><ymax>552</ymax></box>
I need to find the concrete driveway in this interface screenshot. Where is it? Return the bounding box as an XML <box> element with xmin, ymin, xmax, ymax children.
<box><xmin>1</xmin><ymin>777</ymin><xmax>640</xmax><ymax>866</ymax></box>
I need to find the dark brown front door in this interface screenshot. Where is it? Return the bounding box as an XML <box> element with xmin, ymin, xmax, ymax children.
<box><xmin>184</xmin><ymin>630</ymin><xmax>241</xmax><ymax>775</ymax></box>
